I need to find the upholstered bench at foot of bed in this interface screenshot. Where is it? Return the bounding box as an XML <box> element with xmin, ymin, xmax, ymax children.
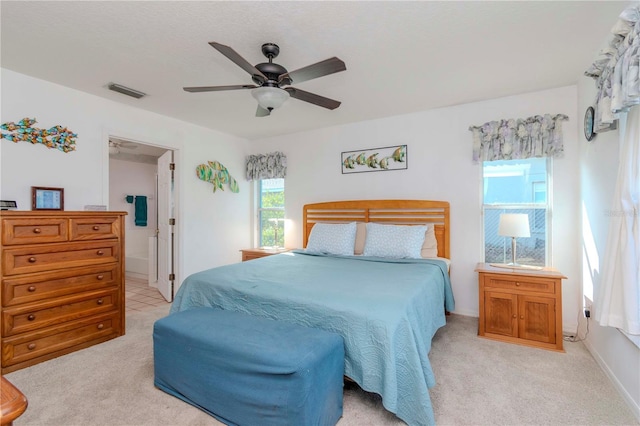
<box><xmin>153</xmin><ymin>307</ymin><xmax>345</xmax><ymax>426</ymax></box>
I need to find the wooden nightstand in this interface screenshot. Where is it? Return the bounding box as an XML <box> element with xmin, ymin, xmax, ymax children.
<box><xmin>240</xmin><ymin>248</ymin><xmax>290</xmax><ymax>262</ymax></box>
<box><xmin>475</xmin><ymin>262</ymin><xmax>566</xmax><ymax>352</ymax></box>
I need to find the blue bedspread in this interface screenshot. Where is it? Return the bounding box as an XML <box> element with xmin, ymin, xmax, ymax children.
<box><xmin>171</xmin><ymin>250</ymin><xmax>454</xmax><ymax>426</ymax></box>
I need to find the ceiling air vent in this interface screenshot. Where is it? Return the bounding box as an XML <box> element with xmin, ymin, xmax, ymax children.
<box><xmin>108</xmin><ymin>83</ymin><xmax>146</xmax><ymax>99</ymax></box>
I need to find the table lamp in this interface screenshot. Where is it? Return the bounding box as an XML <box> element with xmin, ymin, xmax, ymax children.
<box><xmin>268</xmin><ymin>218</ymin><xmax>284</xmax><ymax>248</ymax></box>
<box><xmin>498</xmin><ymin>213</ymin><xmax>530</xmax><ymax>266</ymax></box>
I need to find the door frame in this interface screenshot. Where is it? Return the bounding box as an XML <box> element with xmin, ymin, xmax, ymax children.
<box><xmin>103</xmin><ymin>131</ymin><xmax>181</xmax><ymax>292</ymax></box>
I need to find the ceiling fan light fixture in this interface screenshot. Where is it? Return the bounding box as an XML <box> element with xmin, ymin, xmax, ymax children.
<box><xmin>251</xmin><ymin>86</ymin><xmax>289</xmax><ymax>110</ymax></box>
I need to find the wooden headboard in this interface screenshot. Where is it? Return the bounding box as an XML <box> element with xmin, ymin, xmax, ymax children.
<box><xmin>303</xmin><ymin>199</ymin><xmax>450</xmax><ymax>259</ymax></box>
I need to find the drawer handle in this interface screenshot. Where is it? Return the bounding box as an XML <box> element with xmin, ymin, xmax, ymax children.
<box><xmin>97</xmin><ymin>298</ymin><xmax>104</xmax><ymax>305</ymax></box>
<box><xmin>27</xmin><ymin>343</ymin><xmax>36</xmax><ymax>350</ymax></box>
<box><xmin>520</xmin><ymin>315</ymin><xmax>524</xmax><ymax>320</ymax></box>
<box><xmin>512</xmin><ymin>314</ymin><xmax>516</xmax><ymax>319</ymax></box>
<box><xmin>27</xmin><ymin>314</ymin><xmax>36</xmax><ymax>321</ymax></box>
<box><xmin>33</xmin><ymin>228</ymin><xmax>41</xmax><ymax>234</ymax></box>
<box><xmin>96</xmin><ymin>275</ymin><xmax>104</xmax><ymax>280</ymax></box>
<box><xmin>96</xmin><ymin>250</ymin><xmax>104</xmax><ymax>256</ymax></box>
<box><xmin>28</xmin><ymin>257</ymin><xmax>37</xmax><ymax>263</ymax></box>
<box><xmin>93</xmin><ymin>225</ymin><xmax>100</xmax><ymax>231</ymax></box>
<box><xmin>515</xmin><ymin>282</ymin><xmax>521</xmax><ymax>286</ymax></box>
<box><xmin>28</xmin><ymin>286</ymin><xmax>36</xmax><ymax>292</ymax></box>
<box><xmin>97</xmin><ymin>323</ymin><xmax>104</xmax><ymax>330</ymax></box>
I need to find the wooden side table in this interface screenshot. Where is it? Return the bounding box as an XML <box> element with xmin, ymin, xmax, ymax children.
<box><xmin>240</xmin><ymin>248</ymin><xmax>290</xmax><ymax>262</ymax></box>
<box><xmin>476</xmin><ymin>262</ymin><xmax>566</xmax><ymax>352</ymax></box>
<box><xmin>1</xmin><ymin>376</ymin><xmax>28</xmax><ymax>426</ymax></box>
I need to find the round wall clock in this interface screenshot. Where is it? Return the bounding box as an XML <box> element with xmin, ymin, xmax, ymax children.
<box><xmin>584</xmin><ymin>106</ymin><xmax>596</xmax><ymax>141</ymax></box>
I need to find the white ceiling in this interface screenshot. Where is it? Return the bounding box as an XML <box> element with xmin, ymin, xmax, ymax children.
<box><xmin>0</xmin><ymin>1</ymin><xmax>627</xmax><ymax>141</ymax></box>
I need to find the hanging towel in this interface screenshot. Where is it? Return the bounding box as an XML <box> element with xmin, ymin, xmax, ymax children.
<box><xmin>134</xmin><ymin>196</ymin><xmax>147</xmax><ymax>227</ymax></box>
<box><xmin>125</xmin><ymin>195</ymin><xmax>134</xmax><ymax>204</ymax></box>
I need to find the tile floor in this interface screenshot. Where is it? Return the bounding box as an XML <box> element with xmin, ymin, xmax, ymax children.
<box><xmin>125</xmin><ymin>276</ymin><xmax>169</xmax><ymax>314</ymax></box>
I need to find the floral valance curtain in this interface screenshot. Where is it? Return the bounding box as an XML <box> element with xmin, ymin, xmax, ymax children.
<box><xmin>584</xmin><ymin>4</ymin><xmax>640</xmax><ymax>133</ymax></box>
<box><xmin>245</xmin><ymin>151</ymin><xmax>287</xmax><ymax>181</ymax></box>
<box><xmin>469</xmin><ymin>114</ymin><xmax>568</xmax><ymax>163</ymax></box>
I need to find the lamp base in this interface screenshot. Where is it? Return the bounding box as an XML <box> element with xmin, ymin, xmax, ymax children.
<box><xmin>489</xmin><ymin>262</ymin><xmax>543</xmax><ymax>271</ymax></box>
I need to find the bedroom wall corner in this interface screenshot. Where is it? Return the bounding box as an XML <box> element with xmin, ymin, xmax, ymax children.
<box><xmin>577</xmin><ymin>75</ymin><xmax>640</xmax><ymax>421</ymax></box>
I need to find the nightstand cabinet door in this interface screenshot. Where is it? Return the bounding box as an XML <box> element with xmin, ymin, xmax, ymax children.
<box><xmin>518</xmin><ymin>295</ymin><xmax>556</xmax><ymax>344</ymax></box>
<box><xmin>484</xmin><ymin>291</ymin><xmax>517</xmax><ymax>337</ymax></box>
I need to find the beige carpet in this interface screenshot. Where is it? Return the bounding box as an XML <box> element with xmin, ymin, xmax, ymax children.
<box><xmin>4</xmin><ymin>306</ymin><xmax>638</xmax><ymax>426</ymax></box>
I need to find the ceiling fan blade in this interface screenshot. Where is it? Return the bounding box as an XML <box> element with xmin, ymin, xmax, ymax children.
<box><xmin>256</xmin><ymin>105</ymin><xmax>271</xmax><ymax>117</ymax></box>
<box><xmin>284</xmin><ymin>87</ymin><xmax>341</xmax><ymax>110</ymax></box>
<box><xmin>183</xmin><ymin>84</ymin><xmax>257</xmax><ymax>93</ymax></box>
<box><xmin>209</xmin><ymin>42</ymin><xmax>267</xmax><ymax>83</ymax></box>
<box><xmin>279</xmin><ymin>57</ymin><xmax>346</xmax><ymax>85</ymax></box>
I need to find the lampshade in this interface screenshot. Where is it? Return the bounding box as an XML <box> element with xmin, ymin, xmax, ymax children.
<box><xmin>251</xmin><ymin>87</ymin><xmax>289</xmax><ymax>110</ymax></box>
<box><xmin>498</xmin><ymin>213</ymin><xmax>530</xmax><ymax>238</ymax></box>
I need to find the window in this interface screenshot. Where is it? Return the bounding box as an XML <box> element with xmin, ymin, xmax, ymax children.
<box><xmin>257</xmin><ymin>178</ymin><xmax>285</xmax><ymax>247</ymax></box>
<box><xmin>482</xmin><ymin>158</ymin><xmax>550</xmax><ymax>266</ymax></box>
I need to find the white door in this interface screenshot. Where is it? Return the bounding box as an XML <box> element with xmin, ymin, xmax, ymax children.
<box><xmin>157</xmin><ymin>150</ymin><xmax>174</xmax><ymax>302</ymax></box>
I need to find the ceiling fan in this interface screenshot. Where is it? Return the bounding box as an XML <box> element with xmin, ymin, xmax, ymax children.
<box><xmin>109</xmin><ymin>139</ymin><xmax>138</xmax><ymax>154</ymax></box>
<box><xmin>183</xmin><ymin>42</ymin><xmax>346</xmax><ymax>117</ymax></box>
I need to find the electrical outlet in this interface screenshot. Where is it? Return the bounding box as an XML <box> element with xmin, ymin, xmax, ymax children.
<box><xmin>584</xmin><ymin>308</ymin><xmax>591</xmax><ymax>318</ymax></box>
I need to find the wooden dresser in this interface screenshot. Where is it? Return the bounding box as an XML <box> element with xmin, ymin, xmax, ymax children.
<box><xmin>0</xmin><ymin>211</ymin><xmax>126</xmax><ymax>373</ymax></box>
<box><xmin>476</xmin><ymin>262</ymin><xmax>566</xmax><ymax>352</ymax></box>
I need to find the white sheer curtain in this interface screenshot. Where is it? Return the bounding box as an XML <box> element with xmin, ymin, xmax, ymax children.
<box><xmin>595</xmin><ymin>106</ymin><xmax>640</xmax><ymax>335</ymax></box>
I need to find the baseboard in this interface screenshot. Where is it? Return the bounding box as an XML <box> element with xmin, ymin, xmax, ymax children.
<box><xmin>562</xmin><ymin>323</ymin><xmax>579</xmax><ymax>336</ymax></box>
<box><xmin>125</xmin><ymin>272</ymin><xmax>148</xmax><ymax>281</ymax></box>
<box><xmin>450</xmin><ymin>309</ymin><xmax>478</xmax><ymax>318</ymax></box>
<box><xmin>583</xmin><ymin>338</ymin><xmax>640</xmax><ymax>423</ymax></box>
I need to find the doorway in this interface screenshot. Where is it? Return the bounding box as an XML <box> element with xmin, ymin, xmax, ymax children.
<box><xmin>108</xmin><ymin>137</ymin><xmax>176</xmax><ymax>302</ymax></box>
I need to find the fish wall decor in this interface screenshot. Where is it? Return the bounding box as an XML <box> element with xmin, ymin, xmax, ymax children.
<box><xmin>1</xmin><ymin>118</ymin><xmax>77</xmax><ymax>153</ymax></box>
<box><xmin>341</xmin><ymin>145</ymin><xmax>407</xmax><ymax>174</ymax></box>
<box><xmin>196</xmin><ymin>161</ymin><xmax>239</xmax><ymax>193</ymax></box>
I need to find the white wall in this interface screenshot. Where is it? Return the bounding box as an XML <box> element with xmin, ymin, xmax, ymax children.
<box><xmin>109</xmin><ymin>158</ymin><xmax>158</xmax><ymax>256</ymax></box>
<box><xmin>0</xmin><ymin>69</ymin><xmax>251</xmax><ymax>286</ymax></box>
<box><xmin>252</xmin><ymin>86</ymin><xmax>581</xmax><ymax>327</ymax></box>
<box><xmin>578</xmin><ymin>77</ymin><xmax>640</xmax><ymax>419</ymax></box>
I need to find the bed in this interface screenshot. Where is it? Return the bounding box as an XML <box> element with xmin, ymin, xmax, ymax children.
<box><xmin>170</xmin><ymin>200</ymin><xmax>454</xmax><ymax>426</ymax></box>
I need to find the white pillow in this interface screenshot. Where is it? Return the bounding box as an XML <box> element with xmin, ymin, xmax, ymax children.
<box><xmin>421</xmin><ymin>225</ymin><xmax>439</xmax><ymax>258</ymax></box>
<box><xmin>363</xmin><ymin>223</ymin><xmax>427</xmax><ymax>259</ymax></box>
<box><xmin>306</xmin><ymin>222</ymin><xmax>357</xmax><ymax>256</ymax></box>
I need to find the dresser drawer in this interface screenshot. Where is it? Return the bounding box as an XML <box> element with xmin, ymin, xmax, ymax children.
<box><xmin>2</xmin><ymin>289</ymin><xmax>119</xmax><ymax>336</ymax></box>
<box><xmin>1</xmin><ymin>218</ymin><xmax>68</xmax><ymax>245</ymax></box>
<box><xmin>1</xmin><ymin>312</ymin><xmax>120</xmax><ymax>368</ymax></box>
<box><xmin>70</xmin><ymin>217</ymin><xmax>120</xmax><ymax>241</ymax></box>
<box><xmin>2</xmin><ymin>264</ymin><xmax>119</xmax><ymax>307</ymax></box>
<box><xmin>483</xmin><ymin>274</ymin><xmax>555</xmax><ymax>294</ymax></box>
<box><xmin>2</xmin><ymin>241</ymin><xmax>119</xmax><ymax>276</ymax></box>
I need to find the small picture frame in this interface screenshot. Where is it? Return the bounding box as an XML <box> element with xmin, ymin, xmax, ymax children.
<box><xmin>0</xmin><ymin>200</ymin><xmax>17</xmax><ymax>210</ymax></box>
<box><xmin>31</xmin><ymin>186</ymin><xmax>64</xmax><ymax>211</ymax></box>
